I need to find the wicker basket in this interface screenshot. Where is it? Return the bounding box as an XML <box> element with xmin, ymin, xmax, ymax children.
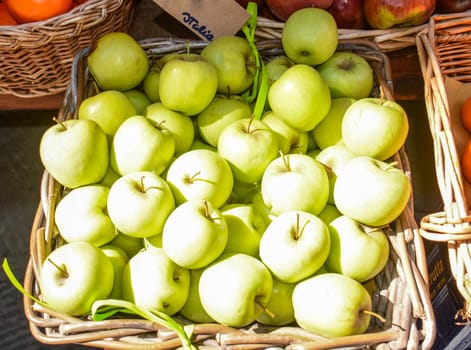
<box><xmin>0</xmin><ymin>0</ymin><xmax>135</xmax><ymax>98</ymax></box>
<box><xmin>417</xmin><ymin>11</ymin><xmax>471</xmax><ymax>322</ymax></box>
<box><xmin>23</xmin><ymin>38</ymin><xmax>436</xmax><ymax>349</ymax></box>
<box><xmin>255</xmin><ymin>16</ymin><xmax>425</xmax><ymax>52</ymax></box>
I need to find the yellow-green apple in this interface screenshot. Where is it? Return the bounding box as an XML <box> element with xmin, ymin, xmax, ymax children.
<box><xmin>144</xmin><ymin>233</ymin><xmax>162</xmax><ymax>250</ymax></box>
<box><xmin>99</xmin><ymin>165</ymin><xmax>120</xmax><ymax>188</ymax></box>
<box><xmin>281</xmin><ymin>8</ymin><xmax>337</xmax><ymax>66</ymax></box>
<box><xmin>251</xmin><ymin>190</ymin><xmax>274</xmax><ymax>227</ymax></box>
<box><xmin>110</xmin><ymin>115</ymin><xmax>175</xmax><ymax>176</ymax></box>
<box><xmin>325</xmin><ymin>215</ymin><xmax>390</xmax><ymax>282</ymax></box>
<box><xmin>266</xmin><ymin>56</ymin><xmax>294</xmax><ymax>85</ymax></box>
<box><xmin>197</xmin><ymin>95</ymin><xmax>252</xmax><ymax>147</ymax></box>
<box><xmin>317</xmin><ymin>52</ymin><xmax>374</xmax><ymax>99</ymax></box>
<box><xmin>124</xmin><ymin>89</ymin><xmax>152</xmax><ymax>116</ymax></box>
<box><xmin>87</xmin><ymin>32</ymin><xmax>149</xmax><ymax>91</ymax></box>
<box><xmin>109</xmin><ymin>232</ymin><xmax>144</xmax><ymax>258</ymax></box>
<box><xmin>333</xmin><ymin>156</ymin><xmax>411</xmax><ymax>227</ymax></box>
<box><xmin>159</xmin><ymin>53</ymin><xmax>218</xmax><ymax>116</ymax></box>
<box><xmin>199</xmin><ymin>253</ymin><xmax>273</xmax><ymax>327</ymax></box>
<box><xmin>145</xmin><ymin>102</ymin><xmax>195</xmax><ymax>156</ymax></box>
<box><xmin>221</xmin><ymin>203</ymin><xmax>266</xmax><ymax>257</ymax></box>
<box><xmin>165</xmin><ymin>149</ymin><xmax>233</xmax><ymax>208</ymax></box>
<box><xmin>54</xmin><ymin>184</ymin><xmax>116</xmax><ymax>246</ymax></box>
<box><xmin>39</xmin><ymin>242</ymin><xmax>114</xmax><ymax>316</ymax></box>
<box><xmin>363</xmin><ymin>0</ymin><xmax>436</xmax><ymax>29</ymax></box>
<box><xmin>256</xmin><ymin>278</ymin><xmax>295</xmax><ymax>326</ymax></box>
<box><xmin>178</xmin><ymin>268</ymin><xmax>215</xmax><ymax>323</ymax></box>
<box><xmin>262</xmin><ymin>111</ymin><xmax>309</xmax><ymax>154</ymax></box>
<box><xmin>143</xmin><ymin>61</ymin><xmax>162</xmax><ymax>103</ymax></box>
<box><xmin>266</xmin><ymin>0</ymin><xmax>333</xmax><ymax>21</ymax></box>
<box><xmin>201</xmin><ymin>36</ymin><xmax>256</xmax><ymax>95</ymax></box>
<box><xmin>189</xmin><ymin>138</ymin><xmax>218</xmax><ymax>152</ymax></box>
<box><xmin>100</xmin><ymin>244</ymin><xmax>129</xmax><ymax>299</ymax></box>
<box><xmin>78</xmin><ymin>90</ymin><xmax>137</xmax><ymax>140</ymax></box>
<box><xmin>162</xmin><ymin>199</ymin><xmax>228</xmax><ymax>269</ymax></box>
<box><xmin>39</xmin><ymin>118</ymin><xmax>108</xmax><ymax>189</ymax></box>
<box><xmin>341</xmin><ymin>98</ymin><xmax>409</xmax><ymax>161</ymax></box>
<box><xmin>107</xmin><ymin>171</ymin><xmax>175</xmax><ymax>238</ymax></box>
<box><xmin>261</xmin><ymin>153</ymin><xmax>329</xmax><ymax>216</ymax></box>
<box><xmin>268</xmin><ymin>64</ymin><xmax>331</xmax><ymax>131</ymax></box>
<box><xmin>217</xmin><ymin>118</ymin><xmax>280</xmax><ymax>184</ymax></box>
<box><xmin>312</xmin><ymin>97</ymin><xmax>355</xmax><ymax>150</ymax></box>
<box><xmin>121</xmin><ymin>247</ymin><xmax>190</xmax><ymax>315</ymax></box>
<box><xmin>259</xmin><ymin>211</ymin><xmax>330</xmax><ymax>283</ymax></box>
<box><xmin>230</xmin><ymin>179</ymin><xmax>260</xmax><ymax>204</ymax></box>
<box><xmin>318</xmin><ymin>203</ymin><xmax>342</xmax><ymax>224</ymax></box>
<box><xmin>292</xmin><ymin>272</ymin><xmax>372</xmax><ymax>337</ymax></box>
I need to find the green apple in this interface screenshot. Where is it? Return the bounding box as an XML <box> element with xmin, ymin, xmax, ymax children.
<box><xmin>100</xmin><ymin>244</ymin><xmax>129</xmax><ymax>299</ymax></box>
<box><xmin>107</xmin><ymin>171</ymin><xmax>175</xmax><ymax>238</ymax></box>
<box><xmin>109</xmin><ymin>232</ymin><xmax>144</xmax><ymax>258</ymax></box>
<box><xmin>110</xmin><ymin>115</ymin><xmax>175</xmax><ymax>176</ymax></box>
<box><xmin>251</xmin><ymin>190</ymin><xmax>274</xmax><ymax>227</ymax></box>
<box><xmin>87</xmin><ymin>32</ymin><xmax>149</xmax><ymax>92</ymax></box>
<box><xmin>259</xmin><ymin>211</ymin><xmax>330</xmax><ymax>283</ymax></box>
<box><xmin>121</xmin><ymin>247</ymin><xmax>190</xmax><ymax>315</ymax></box>
<box><xmin>317</xmin><ymin>203</ymin><xmax>342</xmax><ymax>224</ymax></box>
<box><xmin>292</xmin><ymin>272</ymin><xmax>372</xmax><ymax>338</ymax></box>
<box><xmin>39</xmin><ymin>242</ymin><xmax>114</xmax><ymax>316</ymax></box>
<box><xmin>268</xmin><ymin>64</ymin><xmax>331</xmax><ymax>131</ymax></box>
<box><xmin>99</xmin><ymin>165</ymin><xmax>121</xmax><ymax>188</ymax></box>
<box><xmin>230</xmin><ymin>179</ymin><xmax>259</xmax><ymax>204</ymax></box>
<box><xmin>124</xmin><ymin>89</ymin><xmax>152</xmax><ymax>116</ymax></box>
<box><xmin>165</xmin><ymin>149</ymin><xmax>233</xmax><ymax>208</ymax></box>
<box><xmin>220</xmin><ymin>203</ymin><xmax>266</xmax><ymax>257</ymax></box>
<box><xmin>189</xmin><ymin>138</ymin><xmax>218</xmax><ymax>152</ymax></box>
<box><xmin>312</xmin><ymin>97</ymin><xmax>356</xmax><ymax>150</ymax></box>
<box><xmin>54</xmin><ymin>184</ymin><xmax>116</xmax><ymax>246</ymax></box>
<box><xmin>178</xmin><ymin>268</ymin><xmax>215</xmax><ymax>323</ymax></box>
<box><xmin>159</xmin><ymin>53</ymin><xmax>218</xmax><ymax>116</ymax></box>
<box><xmin>262</xmin><ymin>111</ymin><xmax>309</xmax><ymax>154</ymax></box>
<box><xmin>266</xmin><ymin>55</ymin><xmax>294</xmax><ymax>85</ymax></box>
<box><xmin>78</xmin><ymin>90</ymin><xmax>137</xmax><ymax>140</ymax></box>
<box><xmin>317</xmin><ymin>52</ymin><xmax>374</xmax><ymax>99</ymax></box>
<box><xmin>261</xmin><ymin>153</ymin><xmax>329</xmax><ymax>216</ymax></box>
<box><xmin>217</xmin><ymin>118</ymin><xmax>279</xmax><ymax>184</ymax></box>
<box><xmin>281</xmin><ymin>8</ymin><xmax>338</xmax><ymax>66</ymax></box>
<box><xmin>145</xmin><ymin>102</ymin><xmax>195</xmax><ymax>156</ymax></box>
<box><xmin>199</xmin><ymin>253</ymin><xmax>273</xmax><ymax>327</ymax></box>
<box><xmin>143</xmin><ymin>60</ymin><xmax>163</xmax><ymax>103</ymax></box>
<box><xmin>342</xmin><ymin>98</ymin><xmax>409</xmax><ymax>161</ymax></box>
<box><xmin>144</xmin><ymin>233</ymin><xmax>162</xmax><ymax>250</ymax></box>
<box><xmin>256</xmin><ymin>278</ymin><xmax>295</xmax><ymax>326</ymax></box>
<box><xmin>162</xmin><ymin>199</ymin><xmax>228</xmax><ymax>269</ymax></box>
<box><xmin>333</xmin><ymin>156</ymin><xmax>411</xmax><ymax>227</ymax></box>
<box><xmin>197</xmin><ymin>95</ymin><xmax>252</xmax><ymax>147</ymax></box>
<box><xmin>325</xmin><ymin>215</ymin><xmax>390</xmax><ymax>282</ymax></box>
<box><xmin>39</xmin><ymin>118</ymin><xmax>109</xmax><ymax>189</ymax></box>
<box><xmin>201</xmin><ymin>35</ymin><xmax>256</xmax><ymax>95</ymax></box>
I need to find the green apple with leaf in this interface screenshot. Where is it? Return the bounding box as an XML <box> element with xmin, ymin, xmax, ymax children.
<box><xmin>39</xmin><ymin>242</ymin><xmax>114</xmax><ymax>316</ymax></box>
<box><xmin>259</xmin><ymin>211</ymin><xmax>330</xmax><ymax>283</ymax></box>
<box><xmin>107</xmin><ymin>171</ymin><xmax>175</xmax><ymax>238</ymax></box>
<box><xmin>54</xmin><ymin>184</ymin><xmax>117</xmax><ymax>247</ymax></box>
<box><xmin>39</xmin><ymin>118</ymin><xmax>109</xmax><ymax>189</ymax></box>
<box><xmin>199</xmin><ymin>253</ymin><xmax>273</xmax><ymax>327</ymax></box>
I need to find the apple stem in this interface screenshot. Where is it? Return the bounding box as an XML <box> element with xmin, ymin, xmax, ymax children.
<box><xmin>384</xmin><ymin>161</ymin><xmax>398</xmax><ymax>171</ymax></box>
<box><xmin>294</xmin><ymin>213</ymin><xmax>309</xmax><ymax>240</ymax></box>
<box><xmin>379</xmin><ymin>85</ymin><xmax>385</xmax><ymax>104</ymax></box>
<box><xmin>47</xmin><ymin>258</ymin><xmax>69</xmax><ymax>278</ymax></box>
<box><xmin>139</xmin><ymin>176</ymin><xmax>164</xmax><ymax>193</ymax></box>
<box><xmin>255</xmin><ymin>296</ymin><xmax>274</xmax><ymax>318</ymax></box>
<box><xmin>363</xmin><ymin>309</ymin><xmax>386</xmax><ymax>324</ymax></box>
<box><xmin>188</xmin><ymin>171</ymin><xmax>202</xmax><ymax>184</ymax></box>
<box><xmin>53</xmin><ymin>117</ymin><xmax>67</xmax><ymax>130</ymax></box>
<box><xmin>280</xmin><ymin>151</ymin><xmax>291</xmax><ymax>172</ymax></box>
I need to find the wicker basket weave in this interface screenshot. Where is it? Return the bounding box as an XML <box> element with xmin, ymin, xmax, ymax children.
<box><xmin>0</xmin><ymin>0</ymin><xmax>135</xmax><ymax>98</ymax></box>
<box><xmin>23</xmin><ymin>38</ymin><xmax>436</xmax><ymax>349</ymax></box>
<box><xmin>417</xmin><ymin>11</ymin><xmax>471</xmax><ymax>321</ymax></box>
<box><xmin>255</xmin><ymin>16</ymin><xmax>425</xmax><ymax>52</ymax></box>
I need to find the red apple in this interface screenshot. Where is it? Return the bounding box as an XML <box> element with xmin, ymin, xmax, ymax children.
<box><xmin>363</xmin><ymin>0</ymin><xmax>436</xmax><ymax>29</ymax></box>
<box><xmin>235</xmin><ymin>0</ymin><xmax>267</xmax><ymax>9</ymax></box>
<box><xmin>435</xmin><ymin>0</ymin><xmax>471</xmax><ymax>13</ymax></box>
<box><xmin>327</xmin><ymin>0</ymin><xmax>364</xmax><ymax>29</ymax></box>
<box><xmin>266</xmin><ymin>0</ymin><xmax>334</xmax><ymax>21</ymax></box>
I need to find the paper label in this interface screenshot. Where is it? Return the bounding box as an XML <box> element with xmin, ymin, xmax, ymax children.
<box><xmin>153</xmin><ymin>0</ymin><xmax>251</xmax><ymax>41</ymax></box>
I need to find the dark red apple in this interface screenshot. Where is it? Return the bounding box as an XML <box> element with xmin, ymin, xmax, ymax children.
<box><xmin>435</xmin><ymin>0</ymin><xmax>471</xmax><ymax>13</ymax></box>
<box><xmin>327</xmin><ymin>0</ymin><xmax>364</xmax><ymax>29</ymax></box>
<box><xmin>363</xmin><ymin>0</ymin><xmax>436</xmax><ymax>29</ymax></box>
<box><xmin>235</xmin><ymin>0</ymin><xmax>267</xmax><ymax>9</ymax></box>
<box><xmin>265</xmin><ymin>0</ymin><xmax>334</xmax><ymax>21</ymax></box>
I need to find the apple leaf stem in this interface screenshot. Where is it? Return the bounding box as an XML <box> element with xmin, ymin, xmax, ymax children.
<box><xmin>53</xmin><ymin>117</ymin><xmax>67</xmax><ymax>130</ymax></box>
<box><xmin>362</xmin><ymin>309</ymin><xmax>386</xmax><ymax>324</ymax></box>
<box><xmin>92</xmin><ymin>299</ymin><xmax>197</xmax><ymax>350</ymax></box>
<box><xmin>139</xmin><ymin>175</ymin><xmax>164</xmax><ymax>193</ymax></box>
<box><xmin>280</xmin><ymin>151</ymin><xmax>291</xmax><ymax>172</ymax></box>
<box><xmin>294</xmin><ymin>212</ymin><xmax>309</xmax><ymax>240</ymax></box>
<box><xmin>47</xmin><ymin>258</ymin><xmax>69</xmax><ymax>279</ymax></box>
<box><xmin>241</xmin><ymin>2</ymin><xmax>268</xmax><ymax>120</ymax></box>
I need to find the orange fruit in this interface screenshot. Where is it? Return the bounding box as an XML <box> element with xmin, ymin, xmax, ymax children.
<box><xmin>5</xmin><ymin>0</ymin><xmax>73</xmax><ymax>24</ymax></box>
<box><xmin>461</xmin><ymin>138</ymin><xmax>471</xmax><ymax>184</ymax></box>
<box><xmin>461</xmin><ymin>95</ymin><xmax>471</xmax><ymax>133</ymax></box>
<box><xmin>0</xmin><ymin>2</ymin><xmax>17</xmax><ymax>25</ymax></box>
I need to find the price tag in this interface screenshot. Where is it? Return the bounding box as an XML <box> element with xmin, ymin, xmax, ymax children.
<box><xmin>152</xmin><ymin>0</ymin><xmax>251</xmax><ymax>41</ymax></box>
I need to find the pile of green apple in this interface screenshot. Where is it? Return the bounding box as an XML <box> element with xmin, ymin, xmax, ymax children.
<box><xmin>37</xmin><ymin>7</ymin><xmax>411</xmax><ymax>341</ymax></box>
